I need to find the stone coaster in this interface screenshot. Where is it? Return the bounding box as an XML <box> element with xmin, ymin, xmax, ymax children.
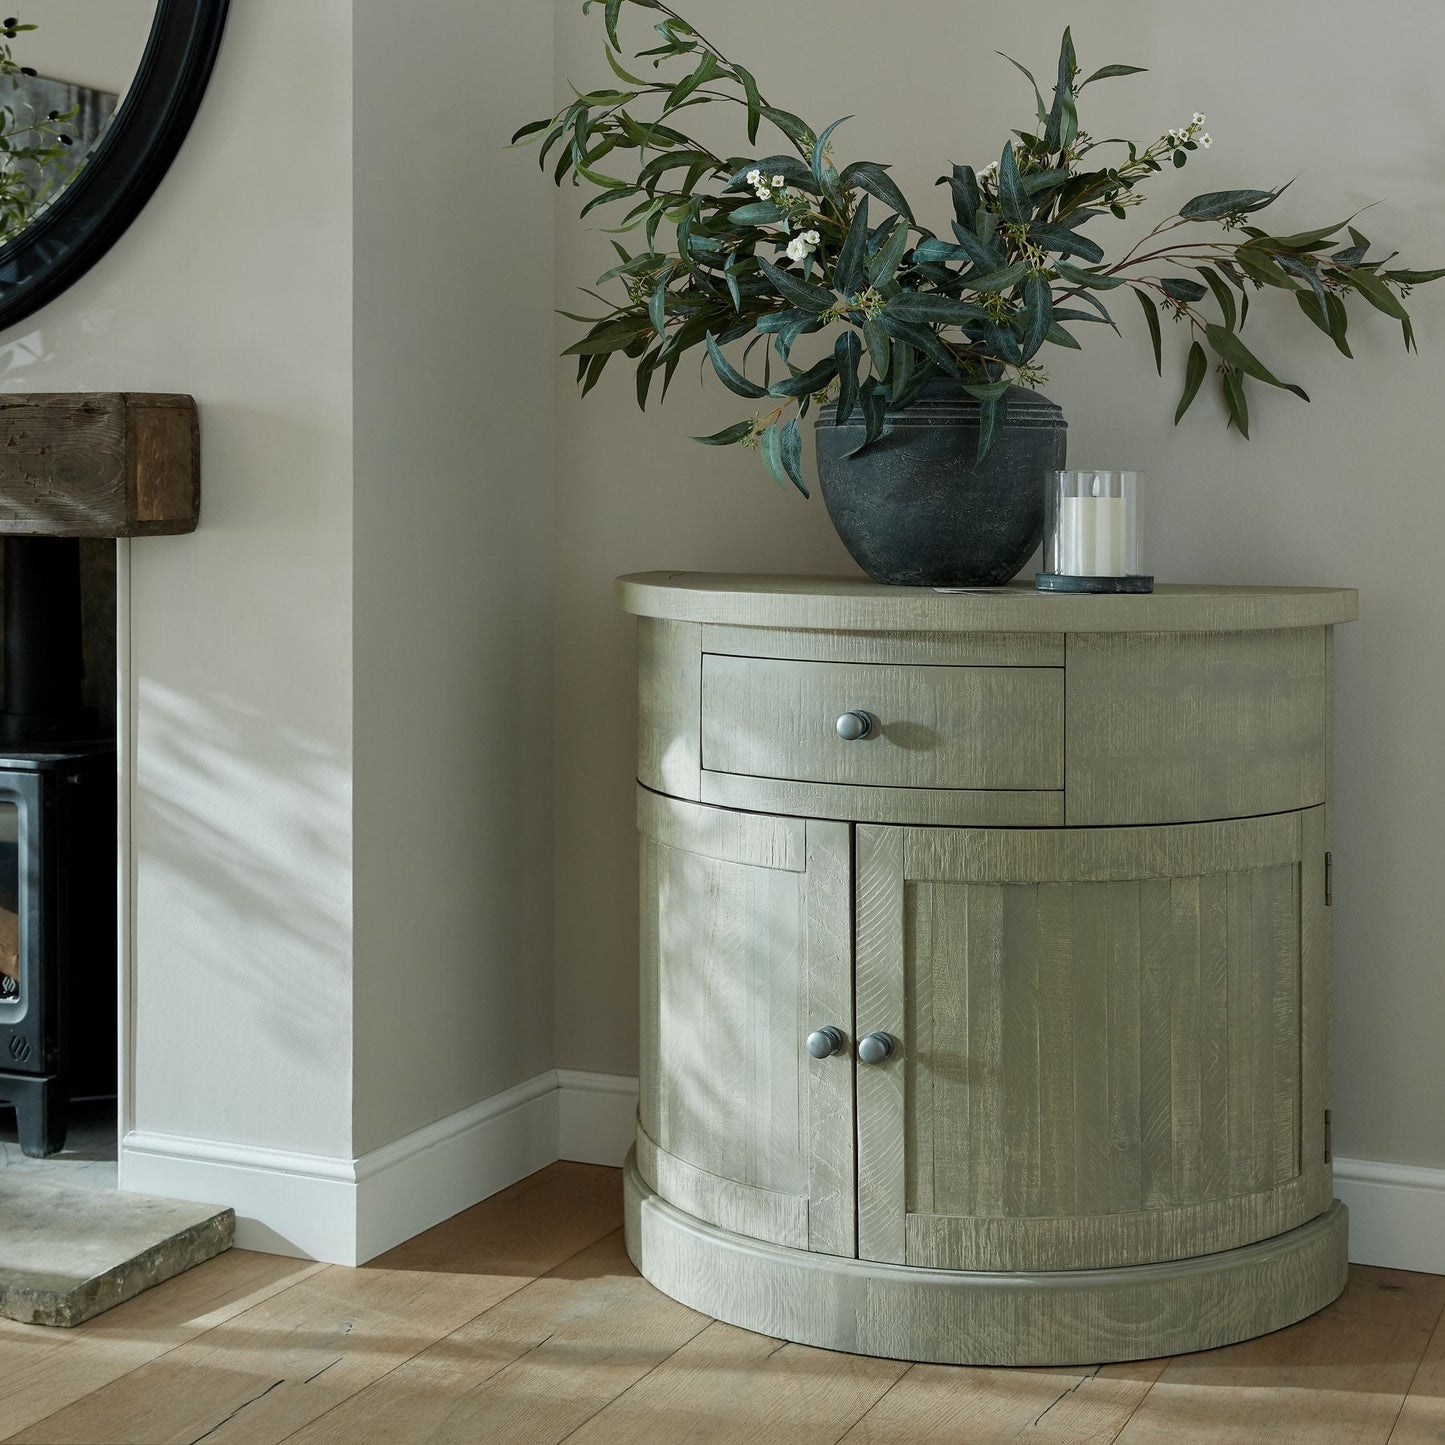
<box><xmin>0</xmin><ymin>1172</ymin><xmax>234</xmax><ymax>1326</ymax></box>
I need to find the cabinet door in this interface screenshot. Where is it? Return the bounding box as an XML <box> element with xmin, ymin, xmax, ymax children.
<box><xmin>855</xmin><ymin>809</ymin><xmax>1330</xmax><ymax>1270</ymax></box>
<box><xmin>636</xmin><ymin>788</ymin><xmax>854</xmax><ymax>1256</ymax></box>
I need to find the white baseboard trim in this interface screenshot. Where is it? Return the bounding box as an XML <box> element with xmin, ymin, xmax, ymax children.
<box><xmin>122</xmin><ymin>1070</ymin><xmax>560</xmax><ymax>1266</ymax></box>
<box><xmin>557</xmin><ymin>1069</ymin><xmax>638</xmax><ymax>1166</ymax></box>
<box><xmin>1335</xmin><ymin>1156</ymin><xmax>1445</xmax><ymax>1274</ymax></box>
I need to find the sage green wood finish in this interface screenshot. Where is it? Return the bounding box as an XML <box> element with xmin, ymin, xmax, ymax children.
<box><xmin>699</xmin><ymin>771</ymin><xmax>1063</xmax><ymax>828</ymax></box>
<box><xmin>636</xmin><ymin>788</ymin><xmax>854</xmax><ymax>1257</ymax></box>
<box><xmin>618</xmin><ymin>573</ymin><xmax>1358</xmax><ymax>634</ymax></box>
<box><xmin>625</xmin><ymin>1158</ymin><xmax>1351</xmax><ymax>1368</ymax></box>
<box><xmin>855</xmin><ymin>809</ymin><xmax>1330</xmax><ymax>1271</ymax></box>
<box><xmin>1065</xmin><ymin>628</ymin><xmax>1329</xmax><ymax>825</ymax></box>
<box><xmin>701</xmin><ymin>655</ymin><xmax>1063</xmax><ymax>791</ymax></box>
<box><xmin>625</xmin><ymin>575</ymin><xmax>1353</xmax><ymax>1365</ymax></box>
<box><xmin>637</xmin><ymin>618</ymin><xmax>701</xmax><ymax>802</ymax></box>
<box><xmin>701</xmin><ymin>623</ymin><xmax>1063</xmax><ymax>668</ymax></box>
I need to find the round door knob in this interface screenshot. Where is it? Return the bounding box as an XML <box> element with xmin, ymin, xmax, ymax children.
<box><xmin>836</xmin><ymin>709</ymin><xmax>874</xmax><ymax>742</ymax></box>
<box><xmin>858</xmin><ymin>1031</ymin><xmax>896</xmax><ymax>1065</ymax></box>
<box><xmin>806</xmin><ymin>1026</ymin><xmax>846</xmax><ymax>1059</ymax></box>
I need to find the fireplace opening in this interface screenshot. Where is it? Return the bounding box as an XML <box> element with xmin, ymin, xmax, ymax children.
<box><xmin>0</xmin><ymin>536</ymin><xmax>116</xmax><ymax>1159</ymax></box>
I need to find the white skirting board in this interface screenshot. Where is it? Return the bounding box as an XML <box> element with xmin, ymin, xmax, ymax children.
<box><xmin>126</xmin><ymin>1076</ymin><xmax>1439</xmax><ymax>1276</ymax></box>
<box><xmin>1333</xmin><ymin>1156</ymin><xmax>1445</xmax><ymax>1275</ymax></box>
<box><xmin>122</xmin><ymin>1071</ymin><xmax>561</xmax><ymax>1266</ymax></box>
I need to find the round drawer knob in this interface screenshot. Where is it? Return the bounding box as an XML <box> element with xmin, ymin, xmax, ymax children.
<box><xmin>805</xmin><ymin>1026</ymin><xmax>846</xmax><ymax>1059</ymax></box>
<box><xmin>857</xmin><ymin>1031</ymin><xmax>896</xmax><ymax>1065</ymax></box>
<box><xmin>836</xmin><ymin>709</ymin><xmax>874</xmax><ymax>742</ymax></box>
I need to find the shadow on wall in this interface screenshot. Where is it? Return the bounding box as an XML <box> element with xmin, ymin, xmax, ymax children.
<box><xmin>130</xmin><ymin>678</ymin><xmax>352</xmax><ymax>1143</ymax></box>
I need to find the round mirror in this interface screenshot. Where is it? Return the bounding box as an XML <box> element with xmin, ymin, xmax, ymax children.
<box><xmin>0</xmin><ymin>0</ymin><xmax>227</xmax><ymax>333</ymax></box>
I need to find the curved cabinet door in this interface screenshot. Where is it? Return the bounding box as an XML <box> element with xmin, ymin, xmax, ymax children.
<box><xmin>636</xmin><ymin>788</ymin><xmax>854</xmax><ymax>1256</ymax></box>
<box><xmin>855</xmin><ymin>808</ymin><xmax>1331</xmax><ymax>1270</ymax></box>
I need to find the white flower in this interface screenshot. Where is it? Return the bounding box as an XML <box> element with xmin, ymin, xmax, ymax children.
<box><xmin>980</xmin><ymin>160</ymin><xmax>999</xmax><ymax>177</ymax></box>
<box><xmin>803</xmin><ymin>229</ymin><xmax>821</xmax><ymax>245</ymax></box>
<box><xmin>746</xmin><ymin>168</ymin><xmax>761</xmax><ymax>185</ymax></box>
<box><xmin>1193</xmin><ymin>112</ymin><xmax>1206</xmax><ymax>125</ymax></box>
<box><xmin>755</xmin><ymin>185</ymin><xmax>772</xmax><ymax>200</ymax></box>
<box><xmin>771</xmin><ymin>175</ymin><xmax>785</xmax><ymax>188</ymax></box>
<box><xmin>1200</xmin><ymin>133</ymin><xmax>1212</xmax><ymax>148</ymax></box>
<box><xmin>786</xmin><ymin>237</ymin><xmax>809</xmax><ymax>261</ymax></box>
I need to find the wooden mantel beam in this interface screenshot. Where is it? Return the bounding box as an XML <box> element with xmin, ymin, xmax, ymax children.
<box><xmin>0</xmin><ymin>393</ymin><xmax>199</xmax><ymax>537</ymax></box>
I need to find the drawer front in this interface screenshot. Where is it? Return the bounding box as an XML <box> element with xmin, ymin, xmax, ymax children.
<box><xmin>701</xmin><ymin>655</ymin><xmax>1063</xmax><ymax>791</ymax></box>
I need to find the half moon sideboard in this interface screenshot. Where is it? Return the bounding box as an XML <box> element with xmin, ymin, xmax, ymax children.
<box><xmin>617</xmin><ymin>573</ymin><xmax>1358</xmax><ymax>1367</ymax></box>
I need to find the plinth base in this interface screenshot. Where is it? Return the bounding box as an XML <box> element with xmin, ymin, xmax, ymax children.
<box><xmin>624</xmin><ymin>1153</ymin><xmax>1348</xmax><ymax>1367</ymax></box>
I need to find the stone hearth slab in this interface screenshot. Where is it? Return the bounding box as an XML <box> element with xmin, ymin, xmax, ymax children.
<box><xmin>0</xmin><ymin>1173</ymin><xmax>233</xmax><ymax>1326</ymax></box>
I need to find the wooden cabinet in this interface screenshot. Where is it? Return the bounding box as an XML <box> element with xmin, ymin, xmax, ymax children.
<box><xmin>620</xmin><ymin>575</ymin><xmax>1357</xmax><ymax>1367</ymax></box>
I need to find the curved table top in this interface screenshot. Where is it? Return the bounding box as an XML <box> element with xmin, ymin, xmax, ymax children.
<box><xmin>616</xmin><ymin>573</ymin><xmax>1358</xmax><ymax>634</ymax></box>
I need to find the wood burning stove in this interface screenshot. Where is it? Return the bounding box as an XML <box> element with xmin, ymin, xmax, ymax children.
<box><xmin>0</xmin><ymin>539</ymin><xmax>115</xmax><ymax>1156</ymax></box>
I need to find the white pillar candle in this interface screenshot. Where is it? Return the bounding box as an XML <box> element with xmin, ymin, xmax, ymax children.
<box><xmin>1058</xmin><ymin>496</ymin><xmax>1128</xmax><ymax>575</ymax></box>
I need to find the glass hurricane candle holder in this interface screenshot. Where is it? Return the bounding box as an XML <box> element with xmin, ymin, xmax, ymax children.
<box><xmin>1036</xmin><ymin>469</ymin><xmax>1153</xmax><ymax>594</ymax></box>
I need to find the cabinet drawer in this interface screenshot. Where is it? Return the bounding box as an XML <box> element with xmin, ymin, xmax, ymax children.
<box><xmin>701</xmin><ymin>655</ymin><xmax>1063</xmax><ymax>791</ymax></box>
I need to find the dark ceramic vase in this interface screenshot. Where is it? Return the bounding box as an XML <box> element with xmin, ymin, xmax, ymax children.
<box><xmin>813</xmin><ymin>381</ymin><xmax>1068</xmax><ymax>587</ymax></box>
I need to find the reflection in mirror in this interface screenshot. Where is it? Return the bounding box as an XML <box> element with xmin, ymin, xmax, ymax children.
<box><xmin>0</xmin><ymin>2</ymin><xmax>154</xmax><ymax>246</ymax></box>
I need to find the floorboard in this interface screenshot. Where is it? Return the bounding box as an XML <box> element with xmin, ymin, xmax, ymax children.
<box><xmin>3</xmin><ymin>1164</ymin><xmax>1443</xmax><ymax>1445</ymax></box>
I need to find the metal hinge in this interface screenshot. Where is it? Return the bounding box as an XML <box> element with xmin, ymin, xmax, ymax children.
<box><xmin>1325</xmin><ymin>851</ymin><xmax>1333</xmax><ymax>907</ymax></box>
<box><xmin>1324</xmin><ymin>1109</ymin><xmax>1333</xmax><ymax>1164</ymax></box>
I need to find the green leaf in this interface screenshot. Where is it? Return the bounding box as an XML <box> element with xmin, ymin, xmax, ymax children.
<box><xmin>997</xmin><ymin>140</ymin><xmax>1029</xmax><ymax>224</ymax></box>
<box><xmin>949</xmin><ymin>224</ymin><xmax>1006</xmax><ymax>273</ymax></box>
<box><xmin>1266</xmin><ymin>219</ymin><xmax>1352</xmax><ymax>251</ymax></box>
<box><xmin>705</xmin><ymin>332</ymin><xmax>768</xmax><ymax>397</ymax></box>
<box><xmin>1201</xmin><ymin>266</ymin><xmax>1237</xmax><ymax>331</ymax></box>
<box><xmin>1387</xmin><ymin>268</ymin><xmax>1445</xmax><ymax>285</ymax></box>
<box><xmin>727</xmin><ymin>201</ymin><xmax>786</xmax><ymax>225</ymax></box>
<box><xmin>1203</xmin><ymin>323</ymin><xmax>1309</xmax><ymax>401</ymax></box>
<box><xmin>735</xmin><ymin>64</ymin><xmax>763</xmax><ymax>145</ymax></box>
<box><xmin>1234</xmin><ymin>248</ymin><xmax>1295</xmax><ymax>290</ymax></box>
<box><xmin>996</xmin><ymin>51</ymin><xmax>1048</xmax><ymax>125</ymax></box>
<box><xmin>886</xmin><ymin>292</ymin><xmax>990</xmax><ymax>324</ymax></box>
<box><xmin>812</xmin><ymin>115</ymin><xmax>852</xmax><ymax>200</ymax></box>
<box><xmin>1054</xmin><ymin>260</ymin><xmax>1128</xmax><ymax>290</ymax></box>
<box><xmin>761</xmin><ymin>106</ymin><xmax>814</xmax><ymax>154</ymax></box>
<box><xmin>562</xmin><ymin>314</ymin><xmax>652</xmax><ymax>356</ymax></box>
<box><xmin>1080</xmin><ymin>63</ymin><xmax>1147</xmax><ymax>84</ymax></box>
<box><xmin>1020</xmin><ymin>272</ymin><xmax>1053</xmax><ymax>360</ymax></box>
<box><xmin>1179</xmin><ymin>188</ymin><xmax>1280</xmax><ymax>222</ymax></box>
<box><xmin>509</xmin><ymin>118</ymin><xmax>552</xmax><ymax>145</ymax></box>
<box><xmin>604</xmin><ymin>46</ymin><xmax>650</xmax><ymax>87</ymax></box>
<box><xmin>1295</xmin><ymin>290</ymin><xmax>1353</xmax><ymax>356</ymax></box>
<box><xmin>868</xmin><ymin>222</ymin><xmax>911</xmax><ymax>286</ymax></box>
<box><xmin>1029</xmin><ymin>223</ymin><xmax>1104</xmax><ymax>264</ymax></box>
<box><xmin>1133</xmin><ymin>288</ymin><xmax>1162</xmax><ymax>375</ymax></box>
<box><xmin>1175</xmin><ymin>340</ymin><xmax>1209</xmax><ymax>424</ymax></box>
<box><xmin>648</xmin><ymin>274</ymin><xmax>668</xmax><ymax>335</ymax></box>
<box><xmin>850</xmin><ymin>378</ymin><xmax>888</xmax><ymax>454</ymax></box>
<box><xmin>835</xmin><ymin>195</ymin><xmax>871</xmax><ymax>296</ymax></box>
<box><xmin>1223</xmin><ymin>368</ymin><xmax>1250</xmax><ymax>437</ymax></box>
<box><xmin>962</xmin><ymin>377</ymin><xmax>1013</xmax><ymax>401</ymax></box>
<box><xmin>834</xmin><ymin>331</ymin><xmax>862</xmax><ymax>422</ymax></box>
<box><xmin>1346</xmin><ymin>268</ymin><xmax>1409</xmax><ymax>321</ymax></box>
<box><xmin>664</xmin><ymin>51</ymin><xmax>719</xmax><ymax>112</ymax></box>
<box><xmin>1044</xmin><ymin>322</ymin><xmax>1081</xmax><ymax>349</ymax></box>
<box><xmin>1325</xmin><ymin>292</ymin><xmax>1352</xmax><ymax>357</ymax></box>
<box><xmin>759</xmin><ymin>422</ymin><xmax>788</xmax><ymax>490</ymax></box>
<box><xmin>758</xmin><ymin>256</ymin><xmax>836</xmax><ymax>314</ymax></box>
<box><xmin>769</xmin><ymin>356</ymin><xmax>838</xmax><ymax>398</ymax></box>
<box><xmin>842</xmin><ymin>162</ymin><xmax>914</xmax><ymax>223</ymax></box>
<box><xmin>1159</xmin><ymin>277</ymin><xmax>1208</xmax><ymax>303</ymax></box>
<box><xmin>967</xmin><ymin>259</ymin><xmax>1031</xmax><ymax>293</ymax></box>
<box><xmin>1043</xmin><ymin>27</ymin><xmax>1077</xmax><ymax>154</ymax></box>
<box><xmin>780</xmin><ymin>418</ymin><xmax>807</xmax><ymax>495</ymax></box>
<box><xmin>605</xmin><ymin>0</ymin><xmax>623</xmax><ymax>48</ymax></box>
<box><xmin>862</xmin><ymin>316</ymin><xmax>890</xmax><ymax>376</ymax></box>
<box><xmin>948</xmin><ymin>165</ymin><xmax>982</xmax><ymax>232</ymax></box>
<box><xmin>692</xmin><ymin>420</ymin><xmax>755</xmax><ymax>446</ymax></box>
<box><xmin>976</xmin><ymin>395</ymin><xmax>1004</xmax><ymax>463</ymax></box>
<box><xmin>880</xmin><ymin>315</ymin><xmax>962</xmax><ymax>374</ymax></box>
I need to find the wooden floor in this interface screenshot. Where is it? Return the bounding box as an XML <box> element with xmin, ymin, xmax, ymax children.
<box><xmin>1</xmin><ymin>1164</ymin><xmax>1442</xmax><ymax>1445</ymax></box>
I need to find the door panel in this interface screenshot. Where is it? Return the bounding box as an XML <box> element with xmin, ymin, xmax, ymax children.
<box><xmin>637</xmin><ymin>787</ymin><xmax>855</xmax><ymax>1256</ymax></box>
<box><xmin>856</xmin><ymin>809</ymin><xmax>1329</xmax><ymax>1270</ymax></box>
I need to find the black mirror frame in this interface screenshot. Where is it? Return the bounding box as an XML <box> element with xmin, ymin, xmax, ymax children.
<box><xmin>0</xmin><ymin>0</ymin><xmax>229</xmax><ymax>335</ymax></box>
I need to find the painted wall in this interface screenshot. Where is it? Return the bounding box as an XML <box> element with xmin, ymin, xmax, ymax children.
<box><xmin>351</xmin><ymin>0</ymin><xmax>556</xmax><ymax>1155</ymax></box>
<box><xmin>0</xmin><ymin>0</ymin><xmax>359</xmax><ymax>1160</ymax></box>
<box><xmin>550</xmin><ymin>0</ymin><xmax>1445</xmax><ymax>1175</ymax></box>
